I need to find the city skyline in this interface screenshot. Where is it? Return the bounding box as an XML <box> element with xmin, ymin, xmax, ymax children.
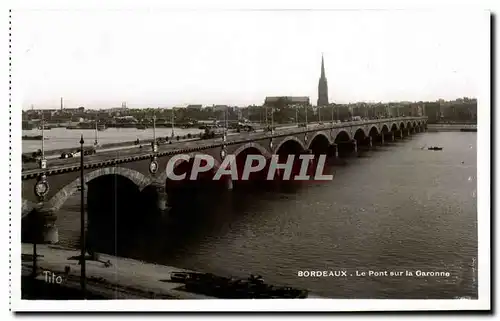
<box><xmin>16</xmin><ymin>10</ymin><xmax>483</xmax><ymax>109</ymax></box>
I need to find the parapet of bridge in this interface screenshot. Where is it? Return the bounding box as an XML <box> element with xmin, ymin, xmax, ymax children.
<box><xmin>21</xmin><ymin>117</ymin><xmax>427</xmax><ymax>244</ymax></box>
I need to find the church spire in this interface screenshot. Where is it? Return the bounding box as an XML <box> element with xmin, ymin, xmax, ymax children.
<box><xmin>317</xmin><ymin>54</ymin><xmax>329</xmax><ymax>107</ymax></box>
<box><xmin>320</xmin><ymin>53</ymin><xmax>326</xmax><ymax>79</ymax></box>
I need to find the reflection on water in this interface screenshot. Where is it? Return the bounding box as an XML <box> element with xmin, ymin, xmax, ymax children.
<box><xmin>55</xmin><ymin>132</ymin><xmax>477</xmax><ymax>299</ymax></box>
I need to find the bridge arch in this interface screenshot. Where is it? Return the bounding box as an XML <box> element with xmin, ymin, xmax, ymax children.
<box><xmin>380</xmin><ymin>124</ymin><xmax>390</xmax><ymax>134</ymax></box>
<box><xmin>407</xmin><ymin>121</ymin><xmax>412</xmax><ymax>129</ymax></box>
<box><xmin>233</xmin><ymin>142</ymin><xmax>272</xmax><ymax>159</ymax></box>
<box><xmin>353</xmin><ymin>127</ymin><xmax>367</xmax><ymax>141</ymax></box>
<box><xmin>334</xmin><ymin>130</ymin><xmax>351</xmax><ymax>143</ymax></box>
<box><xmin>307</xmin><ymin>131</ymin><xmax>332</xmax><ymax>149</ymax></box>
<box><xmin>273</xmin><ymin>136</ymin><xmax>306</xmax><ymax>154</ymax></box>
<box><xmin>307</xmin><ymin>131</ymin><xmax>332</xmax><ymax>156</ymax></box>
<box><xmin>399</xmin><ymin>122</ymin><xmax>406</xmax><ymax>130</ymax></box>
<box><xmin>390</xmin><ymin>123</ymin><xmax>399</xmax><ymax>131</ymax></box>
<box><xmin>368</xmin><ymin>125</ymin><xmax>380</xmax><ymax>136</ymax></box>
<box><xmin>47</xmin><ymin>167</ymin><xmax>152</xmax><ymax>212</ymax></box>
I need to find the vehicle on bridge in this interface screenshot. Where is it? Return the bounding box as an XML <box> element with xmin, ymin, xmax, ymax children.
<box><xmin>237</xmin><ymin>124</ymin><xmax>256</xmax><ymax>133</ymax></box>
<box><xmin>201</xmin><ymin>127</ymin><xmax>225</xmax><ymax>139</ymax></box>
<box><xmin>59</xmin><ymin>151</ymin><xmax>73</xmax><ymax>159</ymax></box>
<box><xmin>59</xmin><ymin>147</ymin><xmax>96</xmax><ymax>159</ymax></box>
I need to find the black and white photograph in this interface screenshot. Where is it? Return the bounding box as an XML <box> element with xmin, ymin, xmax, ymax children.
<box><xmin>7</xmin><ymin>1</ymin><xmax>491</xmax><ymax>313</ymax></box>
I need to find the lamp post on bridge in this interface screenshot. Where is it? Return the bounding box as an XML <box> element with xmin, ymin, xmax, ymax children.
<box><xmin>305</xmin><ymin>105</ymin><xmax>308</xmax><ymax>129</ymax></box>
<box><xmin>170</xmin><ymin>109</ymin><xmax>175</xmax><ymax>139</ymax></box>
<box><xmin>94</xmin><ymin>120</ymin><xmax>98</xmax><ymax>146</ymax></box>
<box><xmin>79</xmin><ymin>134</ymin><xmax>87</xmax><ymax>298</ymax></box>
<box><xmin>223</xmin><ymin>107</ymin><xmax>228</xmax><ymax>142</ymax></box>
<box><xmin>271</xmin><ymin>105</ymin><xmax>274</xmax><ymax>134</ymax></box>
<box><xmin>32</xmin><ymin>108</ymin><xmax>48</xmax><ymax>278</ymax></box>
<box><xmin>295</xmin><ymin>105</ymin><xmax>298</xmax><ymax>127</ymax></box>
<box><xmin>152</xmin><ymin>114</ymin><xmax>158</xmax><ymax>153</ymax></box>
<box><xmin>39</xmin><ymin>111</ymin><xmax>47</xmax><ymax>169</ymax></box>
<box><xmin>265</xmin><ymin>105</ymin><xmax>268</xmax><ymax>129</ymax></box>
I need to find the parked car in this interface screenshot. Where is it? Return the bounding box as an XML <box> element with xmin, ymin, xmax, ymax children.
<box><xmin>60</xmin><ymin>152</ymin><xmax>73</xmax><ymax>159</ymax></box>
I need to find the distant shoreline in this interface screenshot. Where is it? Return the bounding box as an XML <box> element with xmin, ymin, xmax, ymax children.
<box><xmin>426</xmin><ymin>124</ymin><xmax>477</xmax><ymax>132</ymax></box>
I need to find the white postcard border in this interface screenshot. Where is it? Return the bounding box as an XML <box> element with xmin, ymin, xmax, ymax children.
<box><xmin>7</xmin><ymin>0</ymin><xmax>492</xmax><ymax>313</ymax></box>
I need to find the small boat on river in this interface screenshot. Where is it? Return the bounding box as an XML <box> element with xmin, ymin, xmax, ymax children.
<box><xmin>170</xmin><ymin>272</ymin><xmax>308</xmax><ymax>299</ymax></box>
<box><xmin>428</xmin><ymin>146</ymin><xmax>443</xmax><ymax>151</ymax></box>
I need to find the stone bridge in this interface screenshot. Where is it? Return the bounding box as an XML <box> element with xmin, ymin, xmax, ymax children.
<box><xmin>21</xmin><ymin>117</ymin><xmax>427</xmax><ymax>244</ymax></box>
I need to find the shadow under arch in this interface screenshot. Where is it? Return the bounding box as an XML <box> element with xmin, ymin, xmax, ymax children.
<box><xmin>334</xmin><ymin>130</ymin><xmax>351</xmax><ymax>143</ymax></box>
<box><xmin>47</xmin><ymin>167</ymin><xmax>152</xmax><ymax>213</ymax></box>
<box><xmin>273</xmin><ymin>136</ymin><xmax>306</xmax><ymax>155</ymax></box>
<box><xmin>368</xmin><ymin>125</ymin><xmax>380</xmax><ymax>136</ymax></box>
<box><xmin>161</xmin><ymin>153</ymin><xmax>231</xmax><ymax>215</ymax></box>
<box><xmin>231</xmin><ymin>142</ymin><xmax>273</xmax><ymax>189</ymax></box>
<box><xmin>353</xmin><ymin>127</ymin><xmax>367</xmax><ymax>141</ymax></box>
<box><xmin>85</xmin><ymin>173</ymin><xmax>154</xmax><ymax>258</ymax></box>
<box><xmin>307</xmin><ymin>132</ymin><xmax>331</xmax><ymax>156</ymax></box>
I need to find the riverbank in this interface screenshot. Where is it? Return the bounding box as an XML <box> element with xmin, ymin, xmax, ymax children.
<box><xmin>21</xmin><ymin>243</ymin><xmax>214</xmax><ymax>299</ymax></box>
<box><xmin>427</xmin><ymin>124</ymin><xmax>477</xmax><ymax>132</ymax></box>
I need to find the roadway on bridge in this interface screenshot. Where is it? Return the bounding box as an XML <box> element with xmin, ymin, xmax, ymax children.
<box><xmin>21</xmin><ymin>123</ymin><xmax>322</xmax><ymax>173</ymax></box>
<box><xmin>22</xmin><ymin>118</ymin><xmax>423</xmax><ymax>175</ymax></box>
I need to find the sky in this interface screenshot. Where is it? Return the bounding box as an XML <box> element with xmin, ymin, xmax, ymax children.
<box><xmin>15</xmin><ymin>10</ymin><xmax>485</xmax><ymax>109</ymax></box>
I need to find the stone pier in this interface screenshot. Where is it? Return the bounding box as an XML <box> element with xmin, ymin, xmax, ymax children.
<box><xmin>151</xmin><ymin>182</ymin><xmax>170</xmax><ymax>219</ymax></box>
<box><xmin>328</xmin><ymin>143</ymin><xmax>339</xmax><ymax>158</ymax></box>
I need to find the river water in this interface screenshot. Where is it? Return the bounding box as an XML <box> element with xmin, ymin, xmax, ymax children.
<box><xmin>53</xmin><ymin>131</ymin><xmax>477</xmax><ymax>299</ymax></box>
<box><xmin>22</xmin><ymin>127</ymin><xmax>203</xmax><ymax>153</ymax></box>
